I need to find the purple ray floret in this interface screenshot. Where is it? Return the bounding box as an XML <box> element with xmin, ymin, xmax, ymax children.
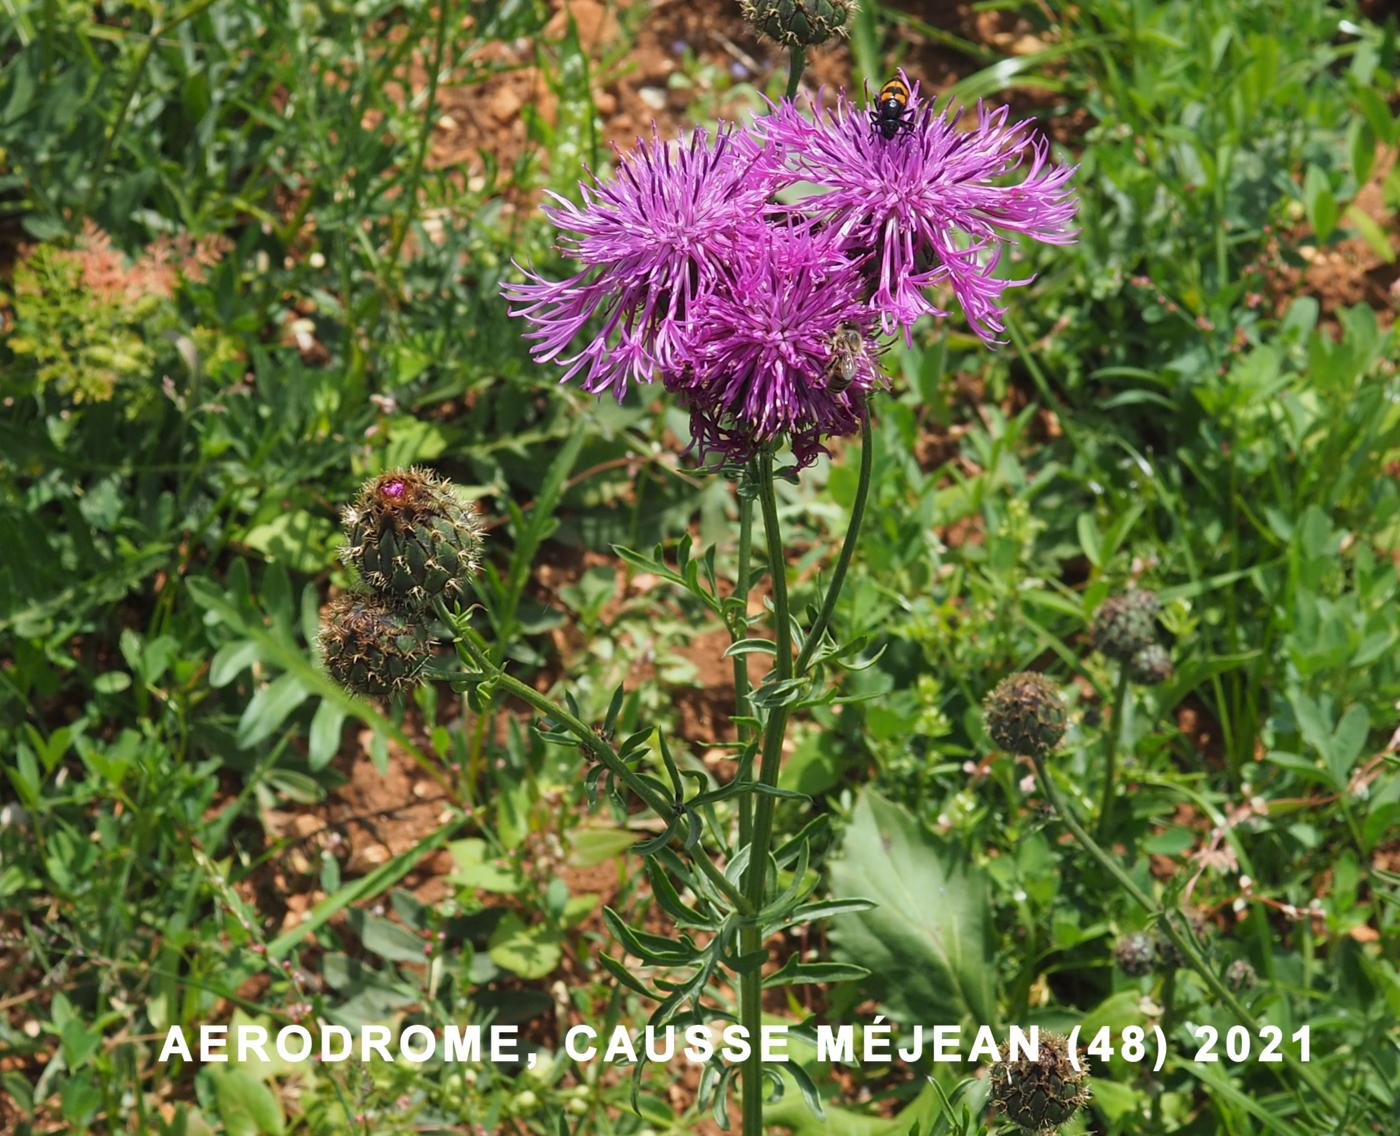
<box><xmin>502</xmin><ymin>83</ymin><xmax>1076</xmax><ymax>470</ymax></box>
<box><xmin>502</xmin><ymin>125</ymin><xmax>785</xmax><ymax>400</ymax></box>
<box><xmin>666</xmin><ymin>223</ymin><xmax>885</xmax><ymax>468</ymax></box>
<box><xmin>758</xmin><ymin>76</ymin><xmax>1078</xmax><ymax>341</ymax></box>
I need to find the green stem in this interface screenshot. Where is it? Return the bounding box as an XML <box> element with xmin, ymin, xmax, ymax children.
<box><xmin>491</xmin><ymin>668</ymin><xmax>747</xmax><ymax>913</ymax></box>
<box><xmin>1151</xmin><ymin>968</ymin><xmax>1176</xmax><ymax>1128</ymax></box>
<box><xmin>386</xmin><ymin>0</ymin><xmax>449</xmax><ymax>271</ymax></box>
<box><xmin>785</xmin><ymin>45</ymin><xmax>805</xmax><ymax>100</ymax></box>
<box><xmin>795</xmin><ymin>411</ymin><xmax>873</xmax><ymax>674</ymax></box>
<box><xmin>740</xmin><ymin>451</ymin><xmax>794</xmax><ymax>1136</ymax></box>
<box><xmin>1096</xmin><ymin>666</ymin><xmax>1132</xmax><ymax>840</ymax></box>
<box><xmin>734</xmin><ymin>473</ymin><xmax>757</xmax><ymax>846</ymax></box>
<box><xmin>81</xmin><ymin>0</ymin><xmax>221</xmax><ymax>220</ymax></box>
<box><xmin>437</xmin><ymin>605</ymin><xmax>751</xmax><ymax>916</ymax></box>
<box><xmin>1031</xmin><ymin>756</ymin><xmax>1346</xmax><ymax>1120</ymax></box>
<box><xmin>746</xmin><ymin>454</ymin><xmax>795</xmax><ymax>894</ymax></box>
<box><xmin>450</xmin><ymin>624</ymin><xmax>665</xmax><ymax>814</ymax></box>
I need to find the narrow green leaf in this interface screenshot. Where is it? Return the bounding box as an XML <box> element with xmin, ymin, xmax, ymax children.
<box><xmin>307</xmin><ymin>699</ymin><xmax>346</xmax><ymax>769</ymax></box>
<box><xmin>237</xmin><ymin>672</ymin><xmax>310</xmax><ymax>750</ymax></box>
<box><xmin>209</xmin><ymin>639</ymin><xmax>261</xmax><ymax>687</ymax></box>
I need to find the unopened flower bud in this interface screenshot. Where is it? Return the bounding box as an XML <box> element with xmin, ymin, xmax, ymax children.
<box><xmin>1127</xmin><ymin>643</ymin><xmax>1172</xmax><ymax>685</ymax></box>
<box><xmin>1152</xmin><ymin>910</ymin><xmax>1210</xmax><ymax>972</ymax></box>
<box><xmin>989</xmin><ymin>1030</ymin><xmax>1090</xmax><ymax>1134</ymax></box>
<box><xmin>341</xmin><ymin>468</ymin><xmax>484</xmax><ymax>611</ymax></box>
<box><xmin>984</xmin><ymin>673</ymin><xmax>1067</xmax><ymax>760</ymax></box>
<box><xmin>1225</xmin><ymin>959</ymin><xmax>1257</xmax><ymax>991</ymax></box>
<box><xmin>1091</xmin><ymin>589</ymin><xmax>1161</xmax><ymax>662</ymax></box>
<box><xmin>1114</xmin><ymin>932</ymin><xmax>1157</xmax><ymax>977</ymax></box>
<box><xmin>318</xmin><ymin>594</ymin><xmax>433</xmax><ymax>697</ymax></box>
<box><xmin>740</xmin><ymin>0</ymin><xmax>854</xmax><ymax>47</ymax></box>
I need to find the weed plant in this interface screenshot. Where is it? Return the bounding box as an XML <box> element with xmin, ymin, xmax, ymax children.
<box><xmin>1</xmin><ymin>0</ymin><xmax>1397</xmax><ymax>1133</ymax></box>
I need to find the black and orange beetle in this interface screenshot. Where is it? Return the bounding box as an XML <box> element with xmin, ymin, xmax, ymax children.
<box><xmin>869</xmin><ymin>76</ymin><xmax>914</xmax><ymax>140</ymax></box>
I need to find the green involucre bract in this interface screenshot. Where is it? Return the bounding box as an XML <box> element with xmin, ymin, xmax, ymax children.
<box><xmin>318</xmin><ymin>593</ymin><xmax>434</xmax><ymax>697</ymax></box>
<box><xmin>1091</xmin><ymin>589</ymin><xmax>1161</xmax><ymax>662</ymax></box>
<box><xmin>1114</xmin><ymin>931</ymin><xmax>1158</xmax><ymax>977</ymax></box>
<box><xmin>989</xmin><ymin>1031</ymin><xmax>1091</xmax><ymax>1134</ymax></box>
<box><xmin>739</xmin><ymin>0</ymin><xmax>854</xmax><ymax>47</ymax></box>
<box><xmin>984</xmin><ymin>672</ymin><xmax>1067</xmax><ymax>760</ymax></box>
<box><xmin>340</xmin><ymin>467</ymin><xmax>484</xmax><ymax>611</ymax></box>
<box><xmin>1128</xmin><ymin>642</ymin><xmax>1173</xmax><ymax>685</ymax></box>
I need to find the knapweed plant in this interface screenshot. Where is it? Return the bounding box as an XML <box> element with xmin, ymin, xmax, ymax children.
<box><xmin>982</xmin><ymin>659</ymin><xmax>1351</xmax><ymax>1127</ymax></box>
<box><xmin>323</xmin><ymin>68</ymin><xmax>1077</xmax><ymax>1131</ymax></box>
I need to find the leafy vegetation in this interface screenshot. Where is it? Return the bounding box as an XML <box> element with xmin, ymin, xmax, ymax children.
<box><xmin>1</xmin><ymin>0</ymin><xmax>1397</xmax><ymax>1134</ymax></box>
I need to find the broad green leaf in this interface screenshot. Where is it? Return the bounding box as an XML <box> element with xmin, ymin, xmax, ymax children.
<box><xmin>349</xmin><ymin>911</ymin><xmax>429</xmax><ymax>964</ymax></box>
<box><xmin>488</xmin><ymin>912</ymin><xmax>562</xmax><ymax>979</ymax></box>
<box><xmin>1089</xmin><ymin>1078</ymin><xmax>1142</xmax><ymax>1124</ymax></box>
<box><xmin>1327</xmin><ymin>704</ymin><xmax>1370</xmax><ymax>787</ymax></box>
<box><xmin>60</xmin><ymin>1019</ymin><xmax>101</xmax><ymax>1070</ymax></box>
<box><xmin>448</xmin><ymin>838</ymin><xmax>522</xmax><ymax>893</ymax></box>
<box><xmin>92</xmin><ymin>671</ymin><xmax>131</xmax><ymax>694</ymax></box>
<box><xmin>241</xmin><ymin>509</ymin><xmax>335</xmax><ymax>575</ymax></box>
<box><xmin>1303</xmin><ymin>165</ymin><xmax>1338</xmax><ymax>243</ymax></box>
<box><xmin>569</xmin><ymin>825</ymin><xmax>640</xmax><ymax>868</ymax></box>
<box><xmin>237</xmin><ymin>672</ymin><xmax>311</xmax><ymax>750</ymax></box>
<box><xmin>828</xmin><ymin>790</ymin><xmax>995</xmax><ymax>1026</ymax></box>
<box><xmin>307</xmin><ymin>699</ymin><xmax>346</xmax><ymax>770</ymax></box>
<box><xmin>1076</xmin><ymin>513</ymin><xmax>1102</xmax><ymax>567</ymax></box>
<box><xmin>210</xmin><ymin>639</ymin><xmax>261</xmax><ymax>687</ymax></box>
<box><xmin>208</xmin><ymin>1067</ymin><xmax>285</xmax><ymax>1136</ymax></box>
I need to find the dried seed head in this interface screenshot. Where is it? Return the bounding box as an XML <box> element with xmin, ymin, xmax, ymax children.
<box><xmin>318</xmin><ymin>593</ymin><xmax>434</xmax><ymax>698</ymax></box>
<box><xmin>739</xmin><ymin>0</ymin><xmax>854</xmax><ymax>47</ymax></box>
<box><xmin>1091</xmin><ymin>588</ymin><xmax>1161</xmax><ymax>662</ymax></box>
<box><xmin>340</xmin><ymin>468</ymin><xmax>484</xmax><ymax>611</ymax></box>
<box><xmin>990</xmin><ymin>1031</ymin><xmax>1091</xmax><ymax>1134</ymax></box>
<box><xmin>984</xmin><ymin>673</ymin><xmax>1067</xmax><ymax>760</ymax></box>
<box><xmin>1114</xmin><ymin>931</ymin><xmax>1158</xmax><ymax>977</ymax></box>
<box><xmin>1225</xmin><ymin>959</ymin><xmax>1257</xmax><ymax>991</ymax></box>
<box><xmin>1127</xmin><ymin>642</ymin><xmax>1173</xmax><ymax>685</ymax></box>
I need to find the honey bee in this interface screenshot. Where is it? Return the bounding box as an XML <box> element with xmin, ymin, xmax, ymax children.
<box><xmin>822</xmin><ymin>322</ymin><xmax>865</xmax><ymax>393</ymax></box>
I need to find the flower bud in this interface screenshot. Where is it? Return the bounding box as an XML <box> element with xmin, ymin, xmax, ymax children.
<box><xmin>990</xmin><ymin>1030</ymin><xmax>1090</xmax><ymax>1134</ymax></box>
<box><xmin>1113</xmin><ymin>932</ymin><xmax>1157</xmax><ymax>977</ymax></box>
<box><xmin>318</xmin><ymin>594</ymin><xmax>434</xmax><ymax>697</ymax></box>
<box><xmin>341</xmin><ymin>468</ymin><xmax>483</xmax><ymax>611</ymax></box>
<box><xmin>1152</xmin><ymin>910</ymin><xmax>1210</xmax><ymax>972</ymax></box>
<box><xmin>984</xmin><ymin>673</ymin><xmax>1067</xmax><ymax>760</ymax></box>
<box><xmin>1090</xmin><ymin>589</ymin><xmax>1160</xmax><ymax>662</ymax></box>
<box><xmin>739</xmin><ymin>0</ymin><xmax>854</xmax><ymax>47</ymax></box>
<box><xmin>1225</xmin><ymin>959</ymin><xmax>1257</xmax><ymax>991</ymax></box>
<box><xmin>1127</xmin><ymin>643</ymin><xmax>1172</xmax><ymax>685</ymax></box>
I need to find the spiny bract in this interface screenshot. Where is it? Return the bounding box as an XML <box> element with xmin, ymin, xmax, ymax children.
<box><xmin>340</xmin><ymin>468</ymin><xmax>483</xmax><ymax>611</ymax></box>
<box><xmin>1128</xmin><ymin>642</ymin><xmax>1173</xmax><ymax>685</ymax></box>
<box><xmin>1114</xmin><ymin>931</ymin><xmax>1158</xmax><ymax>977</ymax></box>
<box><xmin>1153</xmin><ymin>910</ymin><xmax>1211</xmax><ymax>972</ymax></box>
<box><xmin>989</xmin><ymin>1031</ymin><xmax>1091</xmax><ymax>1135</ymax></box>
<box><xmin>983</xmin><ymin>672</ymin><xmax>1067</xmax><ymax>760</ymax></box>
<box><xmin>1225</xmin><ymin>959</ymin><xmax>1258</xmax><ymax>991</ymax></box>
<box><xmin>318</xmin><ymin>593</ymin><xmax>434</xmax><ymax>698</ymax></box>
<box><xmin>1090</xmin><ymin>588</ymin><xmax>1161</xmax><ymax>662</ymax></box>
<box><xmin>740</xmin><ymin>0</ymin><xmax>854</xmax><ymax>47</ymax></box>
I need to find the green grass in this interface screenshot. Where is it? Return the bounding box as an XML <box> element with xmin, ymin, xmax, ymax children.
<box><xmin>1</xmin><ymin>0</ymin><xmax>1398</xmax><ymax>1132</ymax></box>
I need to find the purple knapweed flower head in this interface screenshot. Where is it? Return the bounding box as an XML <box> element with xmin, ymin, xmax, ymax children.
<box><xmin>759</xmin><ymin>73</ymin><xmax>1078</xmax><ymax>342</ymax></box>
<box><xmin>502</xmin><ymin>124</ymin><xmax>787</xmax><ymax>400</ymax></box>
<box><xmin>665</xmin><ymin>222</ymin><xmax>885</xmax><ymax>469</ymax></box>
